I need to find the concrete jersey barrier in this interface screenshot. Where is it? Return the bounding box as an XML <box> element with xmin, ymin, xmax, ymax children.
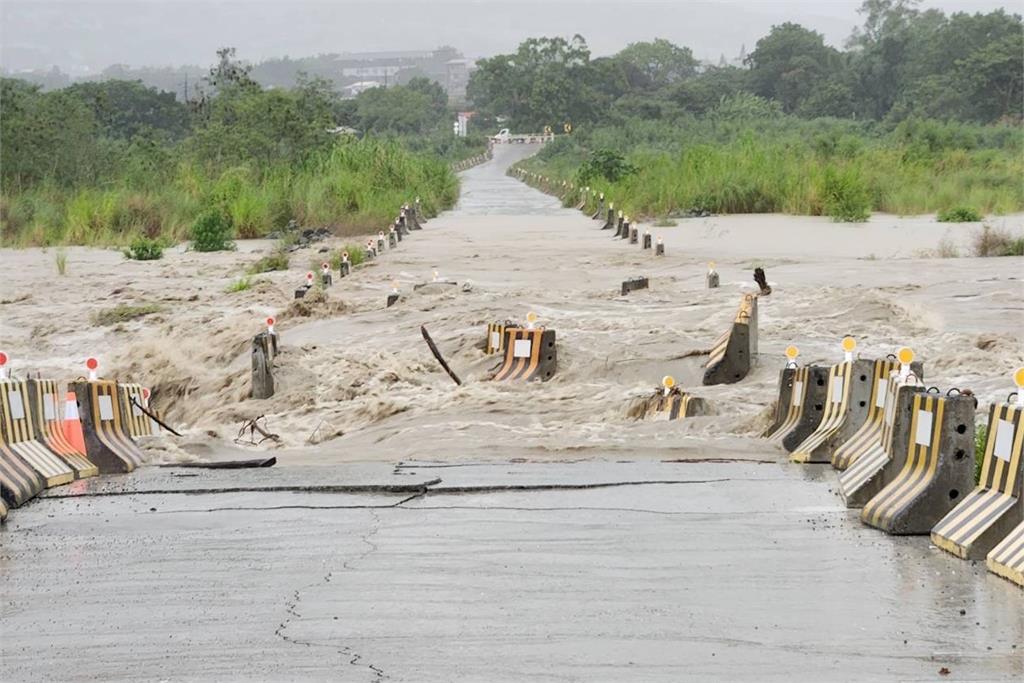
<box><xmin>630</xmin><ymin>389</ymin><xmax>708</xmax><ymax>421</ymax></box>
<box><xmin>860</xmin><ymin>391</ymin><xmax>976</xmax><ymax>534</ymax></box>
<box><xmin>986</xmin><ymin>519</ymin><xmax>1024</xmax><ymax>587</ymax></box>
<box><xmin>71</xmin><ymin>380</ymin><xmax>144</xmax><ymax>473</ymax></box>
<box><xmin>119</xmin><ymin>383</ymin><xmax>159</xmax><ymax>439</ymax></box>
<box><xmin>763</xmin><ymin>368</ymin><xmax>797</xmax><ymax>438</ymax></box>
<box><xmin>931</xmin><ymin>402</ymin><xmax>1023</xmax><ymax>559</ymax></box>
<box><xmin>703</xmin><ymin>294</ymin><xmax>758</xmax><ymax>386</ymax></box>
<box><xmin>27</xmin><ymin>379</ymin><xmax>98</xmax><ymax>479</ymax></box>
<box><xmin>832</xmin><ymin>360</ymin><xmax>907</xmax><ymax>470</ymax></box>
<box><xmin>0</xmin><ymin>379</ymin><xmax>74</xmax><ymax>487</ymax></box>
<box><xmin>790</xmin><ymin>360</ymin><xmax>863</xmax><ymax>463</ymax></box>
<box><xmin>772</xmin><ymin>366</ymin><xmax>830</xmax><ymax>452</ymax></box>
<box><xmin>492</xmin><ymin>328</ymin><xmax>557</xmax><ymax>382</ymax></box>
<box><xmin>838</xmin><ymin>379</ymin><xmax>924</xmax><ymax>507</ymax></box>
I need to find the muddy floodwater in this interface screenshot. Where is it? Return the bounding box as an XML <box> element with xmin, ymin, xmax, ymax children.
<box><xmin>1</xmin><ymin>145</ymin><xmax>1022</xmax><ymax>681</ymax></box>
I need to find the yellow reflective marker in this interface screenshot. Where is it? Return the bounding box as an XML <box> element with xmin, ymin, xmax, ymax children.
<box><xmin>1014</xmin><ymin>367</ymin><xmax>1024</xmax><ymax>388</ymax></box>
<box><xmin>897</xmin><ymin>347</ymin><xmax>915</xmax><ymax>365</ymax></box>
<box><xmin>841</xmin><ymin>336</ymin><xmax>857</xmax><ymax>352</ymax></box>
<box><xmin>609</xmin><ymin>201</ymin><xmax>614</xmax><ymax>210</ymax></box>
<box><xmin>785</xmin><ymin>345</ymin><xmax>799</xmax><ymax>360</ymax></box>
<box><xmin>526</xmin><ymin>311</ymin><xmax>538</xmax><ymax>323</ymax></box>
<box><xmin>662</xmin><ymin>375</ymin><xmax>675</xmax><ymax>389</ymax></box>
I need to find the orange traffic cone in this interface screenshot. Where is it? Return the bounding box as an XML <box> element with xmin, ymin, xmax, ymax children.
<box><xmin>63</xmin><ymin>391</ymin><xmax>86</xmax><ymax>454</ymax></box>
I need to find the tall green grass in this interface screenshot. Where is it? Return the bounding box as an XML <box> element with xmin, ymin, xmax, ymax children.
<box><xmin>521</xmin><ymin>118</ymin><xmax>1024</xmax><ymax>220</ymax></box>
<box><xmin>1</xmin><ymin>138</ymin><xmax>458</xmax><ymax>247</ymax></box>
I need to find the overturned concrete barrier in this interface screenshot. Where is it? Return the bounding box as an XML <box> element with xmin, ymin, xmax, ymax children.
<box><xmin>703</xmin><ymin>293</ymin><xmax>758</xmax><ymax>386</ymax></box>
<box><xmin>932</xmin><ymin>398</ymin><xmax>1023</xmax><ymax>560</ymax></box>
<box><xmin>706</xmin><ymin>263</ymin><xmax>720</xmax><ymax>289</ymax></box>
<box><xmin>861</xmin><ymin>390</ymin><xmax>976</xmax><ymax>534</ymax></box>
<box><xmin>72</xmin><ymin>377</ymin><xmax>145</xmax><ymax>473</ymax></box>
<box><xmin>492</xmin><ymin>324</ymin><xmax>557</xmax><ymax>382</ymax></box>
<box><xmin>0</xmin><ymin>379</ymin><xmax>74</xmax><ymax>487</ymax></box>
<box><xmin>27</xmin><ymin>379</ymin><xmax>97</xmax><ymax>478</ymax></box>
<box><xmin>838</xmin><ymin>372</ymin><xmax>924</xmax><ymax>508</ymax></box>
<box><xmin>621</xmin><ymin>277</ymin><xmax>649</xmax><ymax>296</ymax></box>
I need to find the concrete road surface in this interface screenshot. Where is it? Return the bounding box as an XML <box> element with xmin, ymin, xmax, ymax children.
<box><xmin>2</xmin><ymin>460</ymin><xmax>1022</xmax><ymax>681</ymax></box>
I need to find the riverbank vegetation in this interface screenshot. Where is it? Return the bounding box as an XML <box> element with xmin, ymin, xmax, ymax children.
<box><xmin>472</xmin><ymin>3</ymin><xmax>1023</xmax><ymax>220</ymax></box>
<box><xmin>1</xmin><ymin>49</ymin><xmax>472</xmax><ymax>247</ymax></box>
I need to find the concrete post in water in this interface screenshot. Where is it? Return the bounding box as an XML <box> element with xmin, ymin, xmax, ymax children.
<box><xmin>642</xmin><ymin>231</ymin><xmax>652</xmax><ymax>250</ymax></box>
<box><xmin>707</xmin><ymin>262</ymin><xmax>720</xmax><ymax>288</ymax></box>
<box><xmin>615</xmin><ymin>211</ymin><xmax>624</xmax><ymax>237</ymax></box>
<box><xmin>388</xmin><ymin>229</ymin><xmax>397</xmax><ymax>248</ymax></box>
<box><xmin>620</xmin><ymin>216</ymin><xmax>631</xmax><ymax>240</ymax></box>
<box><xmin>339</xmin><ymin>252</ymin><xmax>351</xmax><ymax>277</ymax></box>
<box><xmin>656</xmin><ymin>237</ymin><xmax>665</xmax><ymax>256</ymax></box>
<box><xmin>386</xmin><ymin>281</ymin><xmax>400</xmax><ymax>308</ymax></box>
<box><xmin>295</xmin><ymin>272</ymin><xmax>314</xmax><ymax>299</ymax></box>
<box><xmin>251</xmin><ymin>333</ymin><xmax>274</xmax><ymax>399</ymax></box>
<box><xmin>603</xmin><ymin>203</ymin><xmax>615</xmax><ymax>230</ymax></box>
<box><xmin>320</xmin><ymin>262</ymin><xmax>332</xmax><ymax>287</ymax></box>
<box><xmin>365</xmin><ymin>239</ymin><xmax>377</xmax><ymax>260</ymax></box>
<box><xmin>394</xmin><ymin>219</ymin><xmax>403</xmax><ymax>241</ymax></box>
<box><xmin>377</xmin><ymin>231</ymin><xmax>386</xmax><ymax>252</ymax></box>
<box><xmin>629</xmin><ymin>224</ymin><xmax>638</xmax><ymax>244</ymax></box>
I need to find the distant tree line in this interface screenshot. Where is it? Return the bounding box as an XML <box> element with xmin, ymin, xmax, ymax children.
<box><xmin>467</xmin><ymin>1</ymin><xmax>1023</xmax><ymax>129</ymax></box>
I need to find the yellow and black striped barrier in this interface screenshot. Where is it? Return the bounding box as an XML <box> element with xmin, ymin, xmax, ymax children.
<box><xmin>71</xmin><ymin>380</ymin><xmax>144</xmax><ymax>473</ymax></box>
<box><xmin>763</xmin><ymin>346</ymin><xmax>800</xmax><ymax>438</ymax></box>
<box><xmin>860</xmin><ymin>390</ymin><xmax>976</xmax><ymax>534</ymax></box>
<box><xmin>932</xmin><ymin>394</ymin><xmax>1023</xmax><ymax>558</ymax></box>
<box><xmin>791</xmin><ymin>338</ymin><xmax>877</xmax><ymax>464</ymax></box>
<box><xmin>987</xmin><ymin>519</ymin><xmax>1024</xmax><ymax>587</ymax></box>
<box><xmin>119</xmin><ymin>383</ymin><xmax>159</xmax><ymax>439</ymax></box>
<box><xmin>27</xmin><ymin>379</ymin><xmax>97</xmax><ymax>479</ymax></box>
<box><xmin>703</xmin><ymin>294</ymin><xmax>758</xmax><ymax>386</ymax></box>
<box><xmin>0</xmin><ymin>420</ymin><xmax>42</xmax><ymax>509</ymax></box>
<box><xmin>627</xmin><ymin>376</ymin><xmax>708</xmax><ymax>421</ymax></box>
<box><xmin>838</xmin><ymin>369</ymin><xmax>924</xmax><ymax>507</ymax></box>
<box><xmin>492</xmin><ymin>316</ymin><xmax>557</xmax><ymax>382</ymax></box>
<box><xmin>485</xmin><ymin>322</ymin><xmax>507</xmax><ymax>355</ymax></box>
<box><xmin>774</xmin><ymin>365</ymin><xmax>831</xmax><ymax>452</ymax></box>
<box><xmin>0</xmin><ymin>495</ymin><xmax>7</xmax><ymax>522</ymax></box>
<box><xmin>0</xmin><ymin>379</ymin><xmax>74</xmax><ymax>487</ymax></box>
<box><xmin>832</xmin><ymin>358</ymin><xmax>903</xmax><ymax>470</ymax></box>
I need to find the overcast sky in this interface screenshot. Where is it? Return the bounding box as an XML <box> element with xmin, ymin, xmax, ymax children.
<box><xmin>1</xmin><ymin>0</ymin><xmax>1016</xmax><ymax>73</ymax></box>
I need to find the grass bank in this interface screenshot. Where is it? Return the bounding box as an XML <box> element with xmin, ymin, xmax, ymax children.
<box><xmin>1</xmin><ymin>138</ymin><xmax>459</xmax><ymax>247</ymax></box>
<box><xmin>517</xmin><ymin>117</ymin><xmax>1024</xmax><ymax>221</ymax></box>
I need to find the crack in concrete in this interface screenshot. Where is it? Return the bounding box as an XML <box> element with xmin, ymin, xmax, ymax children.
<box><xmin>41</xmin><ymin>477</ymin><xmax>730</xmax><ymax>500</ymax></box>
<box><xmin>273</xmin><ymin>508</ymin><xmax>387</xmax><ymax>680</ymax></box>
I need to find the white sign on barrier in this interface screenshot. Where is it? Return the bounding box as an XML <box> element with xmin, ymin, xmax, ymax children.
<box><xmin>994</xmin><ymin>419</ymin><xmax>1015</xmax><ymax>462</ymax></box>
<box><xmin>831</xmin><ymin>377</ymin><xmax>845</xmax><ymax>403</ymax></box>
<box><xmin>791</xmin><ymin>381</ymin><xmax>804</xmax><ymax>406</ymax></box>
<box><xmin>884</xmin><ymin>391</ymin><xmax>897</xmax><ymax>426</ymax></box>
<box><xmin>132</xmin><ymin>398</ymin><xmax>143</xmax><ymax>417</ymax></box>
<box><xmin>915</xmin><ymin>410</ymin><xmax>934</xmax><ymax>446</ymax></box>
<box><xmin>65</xmin><ymin>398</ymin><xmax>79</xmax><ymax>420</ymax></box>
<box><xmin>98</xmin><ymin>395</ymin><xmax>114</xmax><ymax>421</ymax></box>
<box><xmin>513</xmin><ymin>339</ymin><xmax>532</xmax><ymax>358</ymax></box>
<box><xmin>43</xmin><ymin>394</ymin><xmax>57</xmax><ymax>420</ymax></box>
<box><xmin>8</xmin><ymin>390</ymin><xmax>25</xmax><ymax>420</ymax></box>
<box><xmin>875</xmin><ymin>379</ymin><xmax>889</xmax><ymax>408</ymax></box>
<box><xmin>490</xmin><ymin>331</ymin><xmax>500</xmax><ymax>350</ymax></box>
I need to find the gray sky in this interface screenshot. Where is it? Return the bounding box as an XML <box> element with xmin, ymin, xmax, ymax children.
<box><xmin>1</xmin><ymin>0</ymin><xmax>1016</xmax><ymax>73</ymax></box>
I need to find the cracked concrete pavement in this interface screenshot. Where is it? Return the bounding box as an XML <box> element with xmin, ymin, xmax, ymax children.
<box><xmin>2</xmin><ymin>459</ymin><xmax>1022</xmax><ymax>681</ymax></box>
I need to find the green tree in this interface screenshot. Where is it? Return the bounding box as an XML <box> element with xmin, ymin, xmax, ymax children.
<box><xmin>65</xmin><ymin>80</ymin><xmax>190</xmax><ymax>140</ymax></box>
<box><xmin>614</xmin><ymin>39</ymin><xmax>698</xmax><ymax>90</ymax></box>
<box><xmin>745</xmin><ymin>23</ymin><xmax>840</xmax><ymax>113</ymax></box>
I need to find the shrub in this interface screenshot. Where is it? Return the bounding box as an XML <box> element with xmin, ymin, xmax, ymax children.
<box><xmin>123</xmin><ymin>236</ymin><xmax>164</xmax><ymax>260</ymax></box>
<box><xmin>821</xmin><ymin>166</ymin><xmax>871</xmax><ymax>222</ymax></box>
<box><xmin>975</xmin><ymin>423</ymin><xmax>987</xmax><ymax>484</ymax></box>
<box><xmin>55</xmin><ymin>248</ymin><xmax>67</xmax><ymax>275</ymax></box>
<box><xmin>249</xmin><ymin>247</ymin><xmax>290</xmax><ymax>273</ymax></box>
<box><xmin>938</xmin><ymin>206</ymin><xmax>982</xmax><ymax>222</ymax></box>
<box><xmin>575</xmin><ymin>149</ymin><xmax>639</xmax><ymax>185</ymax></box>
<box><xmin>190</xmin><ymin>207</ymin><xmax>235</xmax><ymax>252</ymax></box>
<box><xmin>225</xmin><ymin>277</ymin><xmax>253</xmax><ymax>293</ymax></box>
<box><xmin>333</xmin><ymin>244</ymin><xmax>366</xmax><ymax>268</ymax></box>
<box><xmin>92</xmin><ymin>303</ymin><xmax>161</xmax><ymax>326</ymax></box>
<box><xmin>973</xmin><ymin>224</ymin><xmax>1024</xmax><ymax>257</ymax></box>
